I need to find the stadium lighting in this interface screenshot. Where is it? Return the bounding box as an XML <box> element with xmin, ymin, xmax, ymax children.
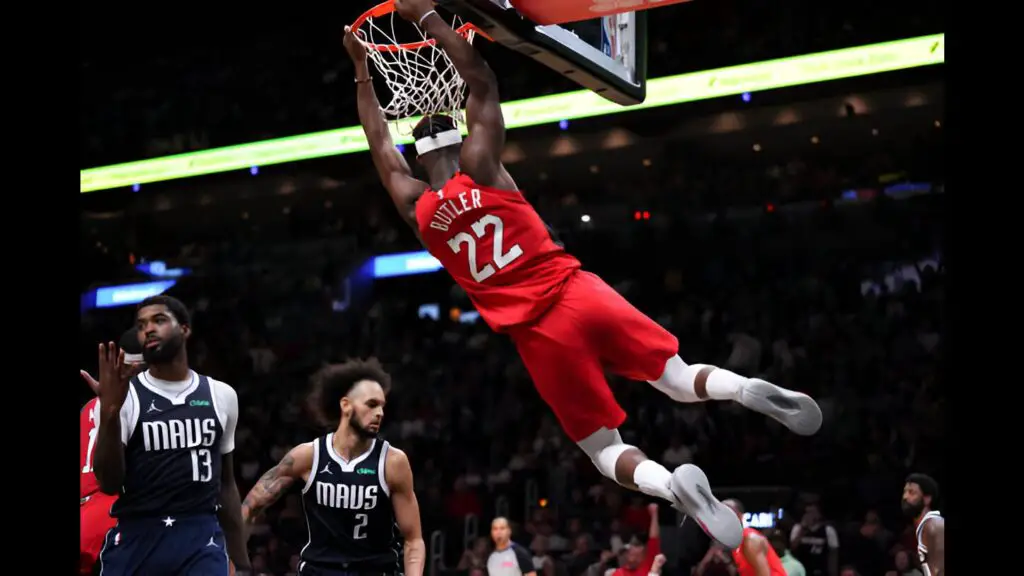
<box><xmin>80</xmin><ymin>34</ymin><xmax>944</xmax><ymax>193</ymax></box>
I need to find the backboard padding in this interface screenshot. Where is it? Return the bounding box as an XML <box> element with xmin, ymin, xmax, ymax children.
<box><xmin>437</xmin><ymin>0</ymin><xmax>647</xmax><ymax>105</ymax></box>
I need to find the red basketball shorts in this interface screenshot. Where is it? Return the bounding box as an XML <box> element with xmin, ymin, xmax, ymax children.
<box><xmin>508</xmin><ymin>270</ymin><xmax>679</xmax><ymax>442</ymax></box>
<box><xmin>80</xmin><ymin>493</ymin><xmax>118</xmax><ymax>575</ymax></box>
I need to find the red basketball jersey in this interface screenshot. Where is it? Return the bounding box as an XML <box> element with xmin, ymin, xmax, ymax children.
<box><xmin>731</xmin><ymin>528</ymin><xmax>787</xmax><ymax>576</ymax></box>
<box><xmin>80</xmin><ymin>397</ymin><xmax>102</xmax><ymax>499</ymax></box>
<box><xmin>415</xmin><ymin>173</ymin><xmax>581</xmax><ymax>331</ymax></box>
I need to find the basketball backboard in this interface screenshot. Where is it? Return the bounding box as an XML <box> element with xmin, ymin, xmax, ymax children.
<box><xmin>437</xmin><ymin>0</ymin><xmax>648</xmax><ymax>105</ymax></box>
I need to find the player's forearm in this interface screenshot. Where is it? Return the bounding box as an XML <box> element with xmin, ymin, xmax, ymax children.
<box><xmin>354</xmin><ymin>64</ymin><xmax>393</xmax><ymax>148</ymax></box>
<box><xmin>240</xmin><ymin>484</ymin><xmax>279</xmax><ymax>526</ymax></box>
<box><xmin>241</xmin><ymin>463</ymin><xmax>297</xmax><ymax>526</ymax></box>
<box><xmin>648</xmin><ymin>514</ymin><xmax>660</xmax><ymax>540</ymax></box>
<box><xmin>94</xmin><ymin>408</ymin><xmax>125</xmax><ymax>495</ymax></box>
<box><xmin>403</xmin><ymin>537</ymin><xmax>426</xmax><ymax>576</ymax></box>
<box><xmin>419</xmin><ymin>12</ymin><xmax>497</xmax><ymax>95</ymax></box>
<box><xmin>218</xmin><ymin>482</ymin><xmax>251</xmax><ymax>569</ymax></box>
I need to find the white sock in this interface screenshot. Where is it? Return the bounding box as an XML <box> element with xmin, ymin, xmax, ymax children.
<box><xmin>579</xmin><ymin>429</ymin><xmax>677</xmax><ymax>505</ymax></box>
<box><xmin>648</xmin><ymin>355</ymin><xmax>745</xmax><ymax>403</ymax></box>
<box><xmin>633</xmin><ymin>460</ymin><xmax>677</xmax><ymax>504</ymax></box>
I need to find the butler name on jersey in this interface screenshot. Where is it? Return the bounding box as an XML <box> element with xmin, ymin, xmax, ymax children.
<box><xmin>111</xmin><ymin>372</ymin><xmax>226</xmax><ymax>517</ymax></box>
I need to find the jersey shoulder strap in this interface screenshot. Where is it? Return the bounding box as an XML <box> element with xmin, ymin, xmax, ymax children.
<box><xmin>300</xmin><ymin>437</ymin><xmax>324</xmax><ymax>495</ymax></box>
<box><xmin>916</xmin><ymin>510</ymin><xmax>942</xmax><ymax>551</ymax></box>
<box><xmin>376</xmin><ymin>440</ymin><xmax>392</xmax><ymax>497</ymax></box>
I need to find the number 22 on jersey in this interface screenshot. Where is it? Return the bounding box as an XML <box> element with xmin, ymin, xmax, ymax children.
<box><xmin>447</xmin><ymin>214</ymin><xmax>524</xmax><ymax>283</ymax></box>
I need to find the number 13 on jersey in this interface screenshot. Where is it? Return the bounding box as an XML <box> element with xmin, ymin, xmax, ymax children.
<box><xmin>447</xmin><ymin>214</ymin><xmax>524</xmax><ymax>283</ymax></box>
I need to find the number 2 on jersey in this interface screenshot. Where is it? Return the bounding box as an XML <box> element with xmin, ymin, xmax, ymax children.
<box><xmin>354</xmin><ymin>513</ymin><xmax>369</xmax><ymax>540</ymax></box>
<box><xmin>447</xmin><ymin>214</ymin><xmax>524</xmax><ymax>283</ymax></box>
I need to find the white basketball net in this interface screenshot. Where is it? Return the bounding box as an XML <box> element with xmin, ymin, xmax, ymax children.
<box><xmin>357</xmin><ymin>9</ymin><xmax>477</xmax><ymax>129</ymax></box>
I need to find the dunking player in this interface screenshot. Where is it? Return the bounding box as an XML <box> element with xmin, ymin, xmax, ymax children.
<box><xmin>344</xmin><ymin>0</ymin><xmax>821</xmax><ymax>549</ymax></box>
<box><xmin>93</xmin><ymin>295</ymin><xmax>250</xmax><ymax>574</ymax></box>
<box><xmin>240</xmin><ymin>359</ymin><xmax>423</xmax><ymax>576</ymax></box>
<box><xmin>80</xmin><ymin>328</ymin><xmax>144</xmax><ymax>575</ymax></box>
<box><xmin>722</xmin><ymin>500</ymin><xmax>786</xmax><ymax>576</ymax></box>
<box><xmin>902</xmin><ymin>473</ymin><xmax>944</xmax><ymax>576</ymax></box>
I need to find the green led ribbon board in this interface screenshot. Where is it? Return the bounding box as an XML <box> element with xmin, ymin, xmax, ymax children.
<box><xmin>81</xmin><ymin>33</ymin><xmax>944</xmax><ymax>193</ymax></box>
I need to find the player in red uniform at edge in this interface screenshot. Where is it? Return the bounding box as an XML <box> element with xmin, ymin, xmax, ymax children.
<box><xmin>722</xmin><ymin>500</ymin><xmax>787</xmax><ymax>576</ymax></box>
<box><xmin>80</xmin><ymin>329</ymin><xmax>145</xmax><ymax>575</ymax></box>
<box><xmin>344</xmin><ymin>0</ymin><xmax>822</xmax><ymax>549</ymax></box>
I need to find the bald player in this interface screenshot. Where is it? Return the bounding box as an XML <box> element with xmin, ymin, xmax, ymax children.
<box><xmin>723</xmin><ymin>500</ymin><xmax>786</xmax><ymax>576</ymax></box>
<box><xmin>241</xmin><ymin>359</ymin><xmax>423</xmax><ymax>576</ymax></box>
<box><xmin>487</xmin><ymin>517</ymin><xmax>535</xmax><ymax>576</ymax></box>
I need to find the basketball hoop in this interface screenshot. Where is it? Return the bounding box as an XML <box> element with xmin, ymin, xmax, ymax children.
<box><xmin>351</xmin><ymin>1</ymin><xmax>491</xmax><ymax>128</ymax></box>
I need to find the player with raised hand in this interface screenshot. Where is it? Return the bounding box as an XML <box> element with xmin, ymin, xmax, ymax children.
<box><xmin>93</xmin><ymin>295</ymin><xmax>250</xmax><ymax>574</ymax></box>
<box><xmin>345</xmin><ymin>0</ymin><xmax>822</xmax><ymax>549</ymax></box>
<box><xmin>80</xmin><ymin>328</ymin><xmax>144</xmax><ymax>575</ymax></box>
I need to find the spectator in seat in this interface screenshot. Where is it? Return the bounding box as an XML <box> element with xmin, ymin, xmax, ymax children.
<box><xmin>612</xmin><ymin>504</ymin><xmax>661</xmax><ymax>576</ymax></box>
<box><xmin>791</xmin><ymin>503</ymin><xmax>839</xmax><ymax>576</ymax></box>
<box><xmin>769</xmin><ymin>529</ymin><xmax>806</xmax><ymax>576</ymax></box>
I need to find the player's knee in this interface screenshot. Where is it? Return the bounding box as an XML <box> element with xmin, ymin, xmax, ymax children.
<box><xmin>577</xmin><ymin>427</ymin><xmax>630</xmax><ymax>479</ymax></box>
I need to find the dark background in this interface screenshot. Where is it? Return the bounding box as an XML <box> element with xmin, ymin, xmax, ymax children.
<box><xmin>80</xmin><ymin>1</ymin><xmax>947</xmax><ymax>575</ymax></box>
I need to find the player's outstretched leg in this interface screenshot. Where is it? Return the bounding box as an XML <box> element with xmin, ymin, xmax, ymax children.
<box><xmin>577</xmin><ymin>427</ymin><xmax>744</xmax><ymax>549</ymax></box>
<box><xmin>648</xmin><ymin>355</ymin><xmax>823</xmax><ymax>436</ymax></box>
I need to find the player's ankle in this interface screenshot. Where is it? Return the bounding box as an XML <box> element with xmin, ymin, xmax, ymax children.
<box><xmin>704</xmin><ymin>368</ymin><xmax>744</xmax><ymax>401</ymax></box>
<box><xmin>633</xmin><ymin>460</ymin><xmax>676</xmax><ymax>503</ymax></box>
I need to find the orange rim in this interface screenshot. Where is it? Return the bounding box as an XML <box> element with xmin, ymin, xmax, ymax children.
<box><xmin>350</xmin><ymin>0</ymin><xmax>491</xmax><ymax>52</ymax></box>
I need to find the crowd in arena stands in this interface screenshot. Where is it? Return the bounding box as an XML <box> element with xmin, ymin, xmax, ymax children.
<box><xmin>82</xmin><ymin>141</ymin><xmax>943</xmax><ymax>576</ymax></box>
<box><xmin>81</xmin><ymin>0</ymin><xmax>941</xmax><ymax>168</ymax></box>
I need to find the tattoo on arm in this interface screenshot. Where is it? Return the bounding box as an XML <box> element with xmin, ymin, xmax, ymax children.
<box><xmin>241</xmin><ymin>454</ymin><xmax>297</xmax><ymax>523</ymax></box>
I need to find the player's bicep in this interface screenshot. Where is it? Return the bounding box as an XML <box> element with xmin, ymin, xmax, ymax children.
<box><xmin>220</xmin><ymin>451</ymin><xmax>237</xmax><ymax>485</ymax></box>
<box><xmin>370</xmin><ymin>144</ymin><xmax>423</xmax><ymax>216</ymax></box>
<box><xmin>925</xmin><ymin>519</ymin><xmax>945</xmax><ymax>570</ymax></box>
<box><xmin>386</xmin><ymin>448</ymin><xmax>423</xmax><ymax>540</ymax></box>
<box><xmin>461</xmin><ymin>88</ymin><xmax>505</xmax><ymax>186</ymax></box>
<box><xmin>743</xmin><ymin>536</ymin><xmax>771</xmax><ymax>576</ymax></box>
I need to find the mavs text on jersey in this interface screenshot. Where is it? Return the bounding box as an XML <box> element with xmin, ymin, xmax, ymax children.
<box><xmin>299</xmin><ymin>434</ymin><xmax>403</xmax><ymax>573</ymax></box>
<box><xmin>98</xmin><ymin>370</ymin><xmax>240</xmax><ymax>575</ymax></box>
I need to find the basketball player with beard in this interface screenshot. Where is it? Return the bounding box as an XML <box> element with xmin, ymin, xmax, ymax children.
<box><xmin>241</xmin><ymin>358</ymin><xmax>424</xmax><ymax>576</ymax></box>
<box><xmin>80</xmin><ymin>328</ymin><xmax>145</xmax><ymax>576</ymax></box>
<box><xmin>344</xmin><ymin>0</ymin><xmax>822</xmax><ymax>550</ymax></box>
<box><xmin>901</xmin><ymin>473</ymin><xmax>943</xmax><ymax>576</ymax></box>
<box><xmin>93</xmin><ymin>295</ymin><xmax>250</xmax><ymax>574</ymax></box>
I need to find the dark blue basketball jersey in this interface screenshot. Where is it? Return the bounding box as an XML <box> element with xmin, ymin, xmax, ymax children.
<box><xmin>111</xmin><ymin>373</ymin><xmax>224</xmax><ymax>519</ymax></box>
<box><xmin>299</xmin><ymin>434</ymin><xmax>402</xmax><ymax>572</ymax></box>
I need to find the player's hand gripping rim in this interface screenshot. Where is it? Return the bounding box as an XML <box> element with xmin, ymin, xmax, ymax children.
<box><xmin>97</xmin><ymin>342</ymin><xmax>141</xmax><ymax>412</ymax></box>
<box><xmin>343</xmin><ymin>25</ymin><xmax>368</xmax><ymax>64</ymax></box>
<box><xmin>394</xmin><ymin>0</ymin><xmax>437</xmax><ymax>25</ymax></box>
